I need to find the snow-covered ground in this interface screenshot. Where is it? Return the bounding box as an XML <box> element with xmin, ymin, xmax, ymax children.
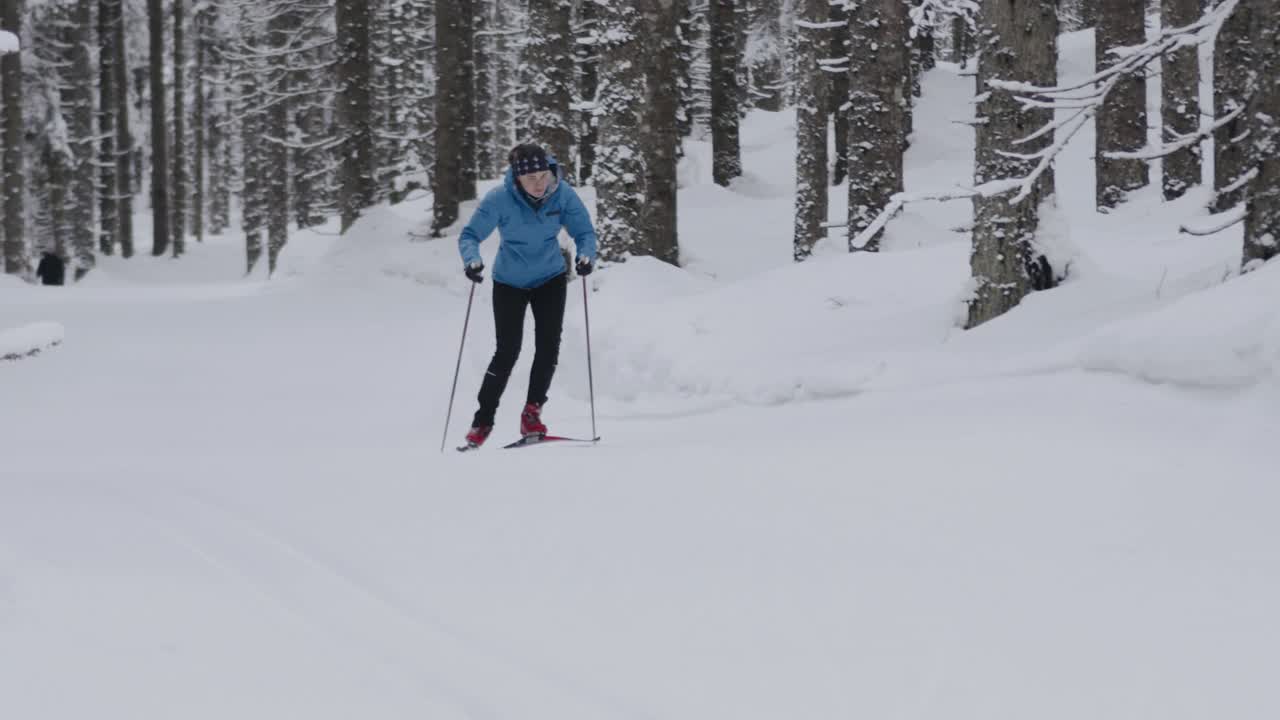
<box><xmin>3</xmin><ymin>32</ymin><xmax>1278</xmax><ymax>720</ymax></box>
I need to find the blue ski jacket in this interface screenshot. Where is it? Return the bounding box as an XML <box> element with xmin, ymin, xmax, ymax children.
<box><xmin>458</xmin><ymin>160</ymin><xmax>598</xmax><ymax>289</ymax></box>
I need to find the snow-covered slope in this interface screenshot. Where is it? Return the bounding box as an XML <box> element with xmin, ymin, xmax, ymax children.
<box><xmin>2</xmin><ymin>30</ymin><xmax>1276</xmax><ymax>720</ymax></box>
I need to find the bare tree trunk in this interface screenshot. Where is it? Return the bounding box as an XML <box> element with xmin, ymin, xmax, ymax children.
<box><xmin>97</xmin><ymin>0</ymin><xmax>119</xmax><ymax>256</ymax></box>
<box><xmin>575</xmin><ymin>0</ymin><xmax>598</xmax><ymax>183</ymax></box>
<box><xmin>474</xmin><ymin>1</ymin><xmax>497</xmax><ymax>178</ymax></box>
<box><xmin>1243</xmin><ymin>0</ymin><xmax>1279</xmax><ymax>268</ymax></box>
<box><xmin>172</xmin><ymin>0</ymin><xmax>187</xmax><ymax>257</ymax></box>
<box><xmin>710</xmin><ymin>0</ymin><xmax>741</xmax><ymax>185</ymax></box>
<box><xmin>641</xmin><ymin>0</ymin><xmax>680</xmax><ymax>266</ymax></box>
<box><xmin>967</xmin><ymin>0</ymin><xmax>1058</xmax><ymax>329</ymax></box>
<box><xmin>457</xmin><ymin>0</ymin><xmax>477</xmax><ymax>201</ymax></box>
<box><xmin>951</xmin><ymin>14</ymin><xmax>970</xmax><ymax>67</ymax></box>
<box><xmin>193</xmin><ymin>3</ymin><xmax>205</xmax><ymax>243</ymax></box>
<box><xmin>793</xmin><ymin>0</ymin><xmax>828</xmax><ymax>261</ymax></box>
<box><xmin>240</xmin><ymin>28</ymin><xmax>265</xmax><ymax>275</ymax></box>
<box><xmin>1096</xmin><ymin>0</ymin><xmax>1149</xmax><ymax>210</ymax></box>
<box><xmin>748</xmin><ymin>0</ymin><xmax>784</xmax><ymax>111</ymax></box>
<box><xmin>1213</xmin><ymin>0</ymin><xmax>1254</xmax><ymax>212</ymax></box>
<box><xmin>2</xmin><ymin>0</ymin><xmax>24</xmax><ymax>276</ymax></box>
<box><xmin>846</xmin><ymin>0</ymin><xmax>908</xmax><ymax>252</ymax></box>
<box><xmin>829</xmin><ymin>0</ymin><xmax>849</xmax><ymax>185</ymax></box>
<box><xmin>69</xmin><ymin>0</ymin><xmax>96</xmax><ymax>277</ymax></box>
<box><xmin>1161</xmin><ymin>0</ymin><xmax>1201</xmax><ymax>201</ymax></box>
<box><xmin>593</xmin><ymin>0</ymin><xmax>646</xmax><ymax>261</ymax></box>
<box><xmin>113</xmin><ymin>0</ymin><xmax>132</xmax><ymax>257</ymax></box>
<box><xmin>337</xmin><ymin>0</ymin><xmax>374</xmax><ymax>232</ymax></box>
<box><xmin>148</xmin><ymin>0</ymin><xmax>171</xmax><ymax>256</ymax></box>
<box><xmin>527</xmin><ymin>0</ymin><xmax>575</xmax><ymax>178</ymax></box>
<box><xmin>207</xmin><ymin>4</ymin><xmax>230</xmax><ymax>237</ymax></box>
<box><xmin>267</xmin><ymin>5</ymin><xmax>291</xmax><ymax>275</ymax></box>
<box><xmin>433</xmin><ymin>0</ymin><xmax>463</xmax><ymax>234</ymax></box>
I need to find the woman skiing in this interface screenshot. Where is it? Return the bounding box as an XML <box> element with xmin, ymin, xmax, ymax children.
<box><xmin>457</xmin><ymin>143</ymin><xmax>597</xmax><ymax>449</ymax></box>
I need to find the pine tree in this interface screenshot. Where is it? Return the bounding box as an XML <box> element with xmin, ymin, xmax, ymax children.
<box><xmin>67</xmin><ymin>0</ymin><xmax>94</xmax><ymax>276</ymax></box>
<box><xmin>574</xmin><ymin>0</ymin><xmax>599</xmax><ymax>182</ymax></box>
<box><xmin>238</xmin><ymin>8</ymin><xmax>266</xmax><ymax>274</ymax></box>
<box><xmin>1243</xmin><ymin>0</ymin><xmax>1278</xmax><ymax>268</ymax></box>
<box><xmin>474</xmin><ymin>0</ymin><xmax>497</xmax><ymax>178</ymax></box>
<box><xmin>793</xmin><ymin>0</ymin><xmax>828</xmax><ymax>261</ymax></box>
<box><xmin>457</xmin><ymin>0</ymin><xmax>477</xmax><ymax>201</ymax></box>
<box><xmin>265</xmin><ymin>2</ymin><xmax>294</xmax><ymax>275</ymax></box>
<box><xmin>193</xmin><ymin>1</ymin><xmax>207</xmax><ymax>244</ymax></box>
<box><xmin>112</xmin><ymin>0</ymin><xmax>132</xmax><ymax>257</ymax></box>
<box><xmin>846</xmin><ymin>0</ymin><xmax>908</xmax><ymax>252</ymax></box>
<box><xmin>1161</xmin><ymin>0</ymin><xmax>1201</xmax><ymax>201</ymax></box>
<box><xmin>97</xmin><ymin>0</ymin><xmax>119</xmax><ymax>256</ymax></box>
<box><xmin>747</xmin><ymin>0</ymin><xmax>783</xmax><ymax>111</ymax></box>
<box><xmin>1213</xmin><ymin>0</ymin><xmax>1254</xmax><ymax>212</ymax></box>
<box><xmin>1096</xmin><ymin>0</ymin><xmax>1149</xmax><ymax>210</ymax></box>
<box><xmin>593</xmin><ymin>0</ymin><xmax>646</xmax><ymax>260</ymax></box>
<box><xmin>433</xmin><ymin>0</ymin><xmax>465</xmax><ymax>233</ymax></box>
<box><xmin>966</xmin><ymin>0</ymin><xmax>1058</xmax><ymax>329</ymax></box>
<box><xmin>641</xmin><ymin>0</ymin><xmax>680</xmax><ymax>266</ymax></box>
<box><xmin>710</xmin><ymin>0</ymin><xmax>741</xmax><ymax>185</ymax></box>
<box><xmin>148</xmin><ymin>0</ymin><xmax>172</xmax><ymax>256</ymax></box>
<box><xmin>527</xmin><ymin>0</ymin><xmax>575</xmax><ymax>178</ymax></box>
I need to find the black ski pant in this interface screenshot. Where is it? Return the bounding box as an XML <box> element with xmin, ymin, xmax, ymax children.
<box><xmin>472</xmin><ymin>274</ymin><xmax>567</xmax><ymax>428</ymax></box>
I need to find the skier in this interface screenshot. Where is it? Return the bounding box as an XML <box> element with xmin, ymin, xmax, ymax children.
<box><xmin>35</xmin><ymin>251</ymin><xmax>66</xmax><ymax>286</ymax></box>
<box><xmin>458</xmin><ymin>143</ymin><xmax>597</xmax><ymax>449</ymax></box>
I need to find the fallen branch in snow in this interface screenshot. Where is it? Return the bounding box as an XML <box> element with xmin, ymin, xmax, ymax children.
<box><xmin>1180</xmin><ymin>205</ymin><xmax>1247</xmax><ymax>236</ymax></box>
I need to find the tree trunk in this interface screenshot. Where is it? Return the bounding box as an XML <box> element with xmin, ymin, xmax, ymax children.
<box><xmin>114</xmin><ymin>0</ymin><xmax>132</xmax><ymax>257</ymax></box>
<box><xmin>748</xmin><ymin>0</ymin><xmax>784</xmax><ymax>111</ymax></box>
<box><xmin>1161</xmin><ymin>0</ymin><xmax>1201</xmax><ymax>201</ymax></box>
<box><xmin>1243</xmin><ymin>0</ymin><xmax>1279</xmax><ymax>268</ymax></box>
<box><xmin>148</xmin><ymin>0</ymin><xmax>171</xmax><ymax>256</ymax></box>
<box><xmin>97</xmin><ymin>0</ymin><xmax>118</xmax><ymax>256</ymax></box>
<box><xmin>240</xmin><ymin>36</ymin><xmax>265</xmax><ymax>275</ymax></box>
<box><xmin>575</xmin><ymin>0</ymin><xmax>598</xmax><ymax>183</ymax></box>
<box><xmin>193</xmin><ymin>3</ymin><xmax>205</xmax><ymax>243</ymax></box>
<box><xmin>337</xmin><ymin>0</ymin><xmax>374</xmax><ymax>233</ymax></box>
<box><xmin>641</xmin><ymin>0</ymin><xmax>680</xmax><ymax>266</ymax></box>
<box><xmin>527</xmin><ymin>0</ymin><xmax>575</xmax><ymax>179</ymax></box>
<box><xmin>967</xmin><ymin>0</ymin><xmax>1058</xmax><ymax>329</ymax></box>
<box><xmin>433</xmin><ymin>0</ymin><xmax>463</xmax><ymax>234</ymax></box>
<box><xmin>474</xmin><ymin>1</ymin><xmax>497</xmax><ymax>178</ymax></box>
<box><xmin>457</xmin><ymin>0</ymin><xmax>477</xmax><ymax>201</ymax></box>
<box><xmin>1213</xmin><ymin>0</ymin><xmax>1254</xmax><ymax>212</ymax></box>
<box><xmin>593</xmin><ymin>0</ymin><xmax>646</xmax><ymax>261</ymax></box>
<box><xmin>207</xmin><ymin>4</ymin><xmax>229</xmax><ymax>237</ymax></box>
<box><xmin>267</xmin><ymin>5</ymin><xmax>292</xmax><ymax>275</ymax></box>
<box><xmin>951</xmin><ymin>14</ymin><xmax>970</xmax><ymax>67</ymax></box>
<box><xmin>710</xmin><ymin>0</ymin><xmax>741</xmax><ymax>185</ymax></box>
<box><xmin>829</xmin><ymin>0</ymin><xmax>849</xmax><ymax>185</ymax></box>
<box><xmin>69</xmin><ymin>0</ymin><xmax>95</xmax><ymax>277</ymax></box>
<box><xmin>1096</xmin><ymin>0</ymin><xmax>1149</xmax><ymax>210</ymax></box>
<box><xmin>793</xmin><ymin>0</ymin><xmax>828</xmax><ymax>261</ymax></box>
<box><xmin>846</xmin><ymin>0</ymin><xmax>908</xmax><ymax>252</ymax></box>
<box><xmin>172</xmin><ymin>0</ymin><xmax>187</xmax><ymax>257</ymax></box>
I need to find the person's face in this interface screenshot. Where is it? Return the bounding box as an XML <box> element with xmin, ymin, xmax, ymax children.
<box><xmin>518</xmin><ymin>170</ymin><xmax>552</xmax><ymax>198</ymax></box>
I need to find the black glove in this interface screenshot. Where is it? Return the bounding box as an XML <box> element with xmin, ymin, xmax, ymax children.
<box><xmin>576</xmin><ymin>257</ymin><xmax>594</xmax><ymax>277</ymax></box>
<box><xmin>464</xmin><ymin>261</ymin><xmax>484</xmax><ymax>283</ymax></box>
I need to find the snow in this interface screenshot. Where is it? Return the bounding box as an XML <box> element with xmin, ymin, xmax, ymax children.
<box><xmin>0</xmin><ymin>30</ymin><xmax>18</xmax><ymax>54</ymax></box>
<box><xmin>3</xmin><ymin>30</ymin><xmax>1278</xmax><ymax>720</ymax></box>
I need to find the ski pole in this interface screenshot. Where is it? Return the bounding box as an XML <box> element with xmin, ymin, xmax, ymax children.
<box><xmin>441</xmin><ymin>283</ymin><xmax>476</xmax><ymax>453</ymax></box>
<box><xmin>582</xmin><ymin>276</ymin><xmax>598</xmax><ymax>440</ymax></box>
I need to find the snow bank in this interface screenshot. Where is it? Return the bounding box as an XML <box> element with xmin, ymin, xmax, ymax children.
<box><xmin>0</xmin><ymin>322</ymin><xmax>64</xmax><ymax>361</ymax></box>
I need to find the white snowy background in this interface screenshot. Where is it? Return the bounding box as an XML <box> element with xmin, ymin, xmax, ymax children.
<box><xmin>2</xmin><ymin>29</ymin><xmax>1277</xmax><ymax>720</ymax></box>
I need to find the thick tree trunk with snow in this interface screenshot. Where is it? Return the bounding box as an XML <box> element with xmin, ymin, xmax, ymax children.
<box><xmin>148</xmin><ymin>0</ymin><xmax>172</xmax><ymax>257</ymax></box>
<box><xmin>112</xmin><ymin>0</ymin><xmax>132</xmax><ymax>257</ymax></box>
<box><xmin>266</xmin><ymin>6</ymin><xmax>292</xmax><ymax>276</ymax></box>
<box><xmin>338</xmin><ymin>0</ymin><xmax>375</xmax><ymax>233</ymax></box>
<box><xmin>846</xmin><ymin>0</ymin><xmax>908</xmax><ymax>252</ymax></box>
<box><xmin>1213</xmin><ymin>0</ymin><xmax>1254</xmax><ymax>212</ymax></box>
<box><xmin>1161</xmin><ymin>0</ymin><xmax>1201</xmax><ymax>201</ymax></box>
<box><xmin>474</xmin><ymin>2</ymin><xmax>497</xmax><ymax>178</ymax></box>
<box><xmin>710</xmin><ymin>0</ymin><xmax>741</xmax><ymax>185</ymax></box>
<box><xmin>433</xmin><ymin>0</ymin><xmax>465</xmax><ymax>234</ymax></box>
<box><xmin>575</xmin><ymin>0</ymin><xmax>598</xmax><ymax>182</ymax></box>
<box><xmin>527</xmin><ymin>0</ymin><xmax>575</xmax><ymax>179</ymax></box>
<box><xmin>641</xmin><ymin>0</ymin><xmax>680</xmax><ymax>266</ymax></box>
<box><xmin>1095</xmin><ymin>0</ymin><xmax>1149</xmax><ymax>210</ymax></box>
<box><xmin>68</xmin><ymin>0</ymin><xmax>95</xmax><ymax>276</ymax></box>
<box><xmin>1</xmin><ymin>0</ymin><xmax>21</xmax><ymax>275</ymax></box>
<box><xmin>593</xmin><ymin>0</ymin><xmax>646</xmax><ymax>261</ymax></box>
<box><xmin>967</xmin><ymin>0</ymin><xmax>1058</xmax><ymax>329</ymax></box>
<box><xmin>829</xmin><ymin>0</ymin><xmax>849</xmax><ymax>186</ymax></box>
<box><xmin>240</xmin><ymin>56</ymin><xmax>265</xmax><ymax>275</ymax></box>
<box><xmin>1243</xmin><ymin>0</ymin><xmax>1279</xmax><ymax>268</ymax></box>
<box><xmin>793</xmin><ymin>0</ymin><xmax>828</xmax><ymax>261</ymax></box>
<box><xmin>457</xmin><ymin>0</ymin><xmax>477</xmax><ymax>201</ymax></box>
<box><xmin>193</xmin><ymin>4</ymin><xmax>206</xmax><ymax>244</ymax></box>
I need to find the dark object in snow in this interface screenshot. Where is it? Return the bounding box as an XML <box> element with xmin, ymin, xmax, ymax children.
<box><xmin>36</xmin><ymin>252</ymin><xmax>66</xmax><ymax>286</ymax></box>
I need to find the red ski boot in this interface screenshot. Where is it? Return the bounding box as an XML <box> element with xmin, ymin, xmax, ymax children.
<box><xmin>520</xmin><ymin>402</ymin><xmax>547</xmax><ymax>438</ymax></box>
<box><xmin>461</xmin><ymin>425</ymin><xmax>492</xmax><ymax>451</ymax></box>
